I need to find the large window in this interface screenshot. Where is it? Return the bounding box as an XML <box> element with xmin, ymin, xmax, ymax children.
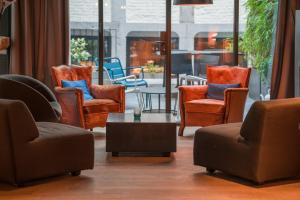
<box><xmin>69</xmin><ymin>0</ymin><xmax>274</xmax><ymax>109</ymax></box>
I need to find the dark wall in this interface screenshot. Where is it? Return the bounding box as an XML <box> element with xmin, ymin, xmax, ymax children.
<box><xmin>0</xmin><ymin>8</ymin><xmax>11</xmax><ymax>75</ymax></box>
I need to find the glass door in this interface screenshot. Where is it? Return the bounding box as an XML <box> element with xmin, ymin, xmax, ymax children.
<box><xmin>101</xmin><ymin>0</ymin><xmax>171</xmax><ymax>112</ymax></box>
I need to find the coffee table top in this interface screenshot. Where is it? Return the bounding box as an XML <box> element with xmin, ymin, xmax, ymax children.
<box><xmin>107</xmin><ymin>113</ymin><xmax>177</xmax><ymax>124</ymax></box>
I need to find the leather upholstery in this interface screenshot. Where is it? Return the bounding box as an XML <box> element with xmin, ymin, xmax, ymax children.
<box><xmin>0</xmin><ymin>99</ymin><xmax>94</xmax><ymax>185</ymax></box>
<box><xmin>207</xmin><ymin>66</ymin><xmax>251</xmax><ymax>88</ymax></box>
<box><xmin>51</xmin><ymin>65</ymin><xmax>125</xmax><ymax>129</ymax></box>
<box><xmin>179</xmin><ymin>66</ymin><xmax>251</xmax><ymax>136</ymax></box>
<box><xmin>194</xmin><ymin>98</ymin><xmax>300</xmax><ymax>184</ymax></box>
<box><xmin>185</xmin><ymin>99</ymin><xmax>225</xmax><ymax>113</ymax></box>
<box><xmin>84</xmin><ymin>99</ymin><xmax>121</xmax><ymax>113</ymax></box>
<box><xmin>52</xmin><ymin>65</ymin><xmax>93</xmax><ymax>87</ymax></box>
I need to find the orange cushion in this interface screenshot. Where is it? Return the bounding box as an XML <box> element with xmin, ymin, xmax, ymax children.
<box><xmin>83</xmin><ymin>99</ymin><xmax>120</xmax><ymax>114</ymax></box>
<box><xmin>185</xmin><ymin>99</ymin><xmax>225</xmax><ymax>114</ymax></box>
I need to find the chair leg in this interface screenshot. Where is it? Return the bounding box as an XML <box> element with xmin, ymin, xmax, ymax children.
<box><xmin>179</xmin><ymin>125</ymin><xmax>185</xmax><ymax>136</ymax></box>
<box><xmin>206</xmin><ymin>168</ymin><xmax>216</xmax><ymax>174</ymax></box>
<box><xmin>71</xmin><ymin>171</ymin><xmax>81</xmax><ymax>176</ymax></box>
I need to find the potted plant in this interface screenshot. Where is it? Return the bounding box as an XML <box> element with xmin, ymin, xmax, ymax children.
<box><xmin>145</xmin><ymin>60</ymin><xmax>157</xmax><ymax>79</ymax></box>
<box><xmin>241</xmin><ymin>0</ymin><xmax>278</xmax><ymax>99</ymax></box>
<box><xmin>70</xmin><ymin>38</ymin><xmax>91</xmax><ymax>65</ymax></box>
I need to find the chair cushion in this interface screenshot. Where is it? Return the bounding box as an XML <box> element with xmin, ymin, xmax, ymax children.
<box><xmin>37</xmin><ymin>122</ymin><xmax>92</xmax><ymax>139</ymax></box>
<box><xmin>207</xmin><ymin>83</ymin><xmax>240</xmax><ymax>100</ymax></box>
<box><xmin>185</xmin><ymin>99</ymin><xmax>225</xmax><ymax>114</ymax></box>
<box><xmin>62</xmin><ymin>80</ymin><xmax>94</xmax><ymax>101</ymax></box>
<box><xmin>83</xmin><ymin>99</ymin><xmax>120</xmax><ymax>114</ymax></box>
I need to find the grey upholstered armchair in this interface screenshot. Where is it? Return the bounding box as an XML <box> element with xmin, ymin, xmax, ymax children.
<box><xmin>194</xmin><ymin>98</ymin><xmax>300</xmax><ymax>184</ymax></box>
<box><xmin>0</xmin><ymin>74</ymin><xmax>62</xmax><ymax>122</ymax></box>
<box><xmin>0</xmin><ymin>99</ymin><xmax>94</xmax><ymax>186</ymax></box>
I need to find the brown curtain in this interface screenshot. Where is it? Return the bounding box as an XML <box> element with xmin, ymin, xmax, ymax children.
<box><xmin>271</xmin><ymin>0</ymin><xmax>300</xmax><ymax>99</ymax></box>
<box><xmin>10</xmin><ymin>0</ymin><xmax>69</xmax><ymax>86</ymax></box>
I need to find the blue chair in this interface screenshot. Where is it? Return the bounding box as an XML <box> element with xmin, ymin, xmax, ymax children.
<box><xmin>95</xmin><ymin>57</ymin><xmax>148</xmax><ymax>90</ymax></box>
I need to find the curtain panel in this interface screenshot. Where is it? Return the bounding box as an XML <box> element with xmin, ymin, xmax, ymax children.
<box><xmin>10</xmin><ymin>0</ymin><xmax>69</xmax><ymax>86</ymax></box>
<box><xmin>271</xmin><ymin>0</ymin><xmax>300</xmax><ymax>99</ymax></box>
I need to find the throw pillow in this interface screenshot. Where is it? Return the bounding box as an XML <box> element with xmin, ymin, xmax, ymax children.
<box><xmin>207</xmin><ymin>83</ymin><xmax>240</xmax><ymax>100</ymax></box>
<box><xmin>62</xmin><ymin>80</ymin><xmax>94</xmax><ymax>101</ymax></box>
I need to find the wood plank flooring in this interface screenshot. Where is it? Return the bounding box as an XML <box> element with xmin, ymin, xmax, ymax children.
<box><xmin>1</xmin><ymin>128</ymin><xmax>300</xmax><ymax>200</ymax></box>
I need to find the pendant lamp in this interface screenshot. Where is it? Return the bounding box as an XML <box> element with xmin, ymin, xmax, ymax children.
<box><xmin>173</xmin><ymin>0</ymin><xmax>213</xmax><ymax>5</ymax></box>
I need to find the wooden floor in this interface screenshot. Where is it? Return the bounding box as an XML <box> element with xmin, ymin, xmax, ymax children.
<box><xmin>1</xmin><ymin>128</ymin><xmax>300</xmax><ymax>200</ymax></box>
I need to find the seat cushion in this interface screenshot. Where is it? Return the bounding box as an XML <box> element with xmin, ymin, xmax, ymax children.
<box><xmin>37</xmin><ymin>122</ymin><xmax>92</xmax><ymax>139</ymax></box>
<box><xmin>15</xmin><ymin>122</ymin><xmax>94</xmax><ymax>183</ymax></box>
<box><xmin>185</xmin><ymin>99</ymin><xmax>225</xmax><ymax>114</ymax></box>
<box><xmin>193</xmin><ymin>123</ymin><xmax>257</xmax><ymax>182</ymax></box>
<box><xmin>83</xmin><ymin>99</ymin><xmax>120</xmax><ymax>114</ymax></box>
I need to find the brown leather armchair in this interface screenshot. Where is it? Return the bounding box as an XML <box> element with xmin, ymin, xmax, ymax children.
<box><xmin>179</xmin><ymin>66</ymin><xmax>251</xmax><ymax>136</ymax></box>
<box><xmin>51</xmin><ymin>65</ymin><xmax>125</xmax><ymax>129</ymax></box>
<box><xmin>194</xmin><ymin>98</ymin><xmax>300</xmax><ymax>184</ymax></box>
<box><xmin>0</xmin><ymin>99</ymin><xmax>94</xmax><ymax>186</ymax></box>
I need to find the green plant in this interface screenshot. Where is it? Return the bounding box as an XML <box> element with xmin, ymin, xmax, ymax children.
<box><xmin>241</xmin><ymin>0</ymin><xmax>278</xmax><ymax>81</ymax></box>
<box><xmin>144</xmin><ymin>60</ymin><xmax>164</xmax><ymax>73</ymax></box>
<box><xmin>71</xmin><ymin>38</ymin><xmax>91</xmax><ymax>65</ymax></box>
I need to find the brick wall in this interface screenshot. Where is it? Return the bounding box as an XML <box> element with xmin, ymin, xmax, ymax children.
<box><xmin>70</xmin><ymin>0</ymin><xmax>247</xmax><ymax>25</ymax></box>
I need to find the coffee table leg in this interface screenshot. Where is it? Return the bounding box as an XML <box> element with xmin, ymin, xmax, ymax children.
<box><xmin>149</xmin><ymin>94</ymin><xmax>152</xmax><ymax>111</ymax></box>
<box><xmin>145</xmin><ymin>94</ymin><xmax>148</xmax><ymax>108</ymax></box>
<box><xmin>158</xmin><ymin>94</ymin><xmax>161</xmax><ymax>111</ymax></box>
<box><xmin>112</xmin><ymin>152</ymin><xmax>119</xmax><ymax>157</ymax></box>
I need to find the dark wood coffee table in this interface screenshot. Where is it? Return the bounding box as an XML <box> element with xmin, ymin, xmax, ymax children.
<box><xmin>106</xmin><ymin>113</ymin><xmax>177</xmax><ymax>157</ymax></box>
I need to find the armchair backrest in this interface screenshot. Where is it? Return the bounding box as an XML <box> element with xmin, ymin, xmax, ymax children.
<box><xmin>0</xmin><ymin>78</ymin><xmax>59</xmax><ymax>122</ymax></box>
<box><xmin>207</xmin><ymin>66</ymin><xmax>251</xmax><ymax>88</ymax></box>
<box><xmin>0</xmin><ymin>99</ymin><xmax>39</xmax><ymax>183</ymax></box>
<box><xmin>0</xmin><ymin>74</ymin><xmax>57</xmax><ymax>102</ymax></box>
<box><xmin>240</xmin><ymin>98</ymin><xmax>300</xmax><ymax>178</ymax></box>
<box><xmin>103</xmin><ymin>57</ymin><xmax>125</xmax><ymax>80</ymax></box>
<box><xmin>51</xmin><ymin>65</ymin><xmax>93</xmax><ymax>87</ymax></box>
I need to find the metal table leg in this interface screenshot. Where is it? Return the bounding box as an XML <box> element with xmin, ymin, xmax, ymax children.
<box><xmin>158</xmin><ymin>94</ymin><xmax>161</xmax><ymax>111</ymax></box>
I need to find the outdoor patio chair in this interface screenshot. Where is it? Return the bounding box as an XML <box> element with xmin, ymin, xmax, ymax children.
<box><xmin>180</xmin><ymin>55</ymin><xmax>220</xmax><ymax>86</ymax></box>
<box><xmin>101</xmin><ymin>57</ymin><xmax>148</xmax><ymax>91</ymax></box>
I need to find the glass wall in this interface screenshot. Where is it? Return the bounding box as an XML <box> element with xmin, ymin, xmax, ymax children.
<box><xmin>239</xmin><ymin>0</ymin><xmax>279</xmax><ymax>99</ymax></box>
<box><xmin>103</xmin><ymin>0</ymin><xmax>168</xmax><ymax>111</ymax></box>
<box><xmin>70</xmin><ymin>0</ymin><xmax>272</xmax><ymax>111</ymax></box>
<box><xmin>171</xmin><ymin>0</ymin><xmax>236</xmax><ymax>81</ymax></box>
<box><xmin>70</xmin><ymin>0</ymin><xmax>99</xmax><ymax>85</ymax></box>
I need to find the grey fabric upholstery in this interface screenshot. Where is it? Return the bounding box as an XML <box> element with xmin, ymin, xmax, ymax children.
<box><xmin>194</xmin><ymin>98</ymin><xmax>300</xmax><ymax>184</ymax></box>
<box><xmin>0</xmin><ymin>75</ymin><xmax>61</xmax><ymax>122</ymax></box>
<box><xmin>0</xmin><ymin>99</ymin><xmax>94</xmax><ymax>185</ymax></box>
